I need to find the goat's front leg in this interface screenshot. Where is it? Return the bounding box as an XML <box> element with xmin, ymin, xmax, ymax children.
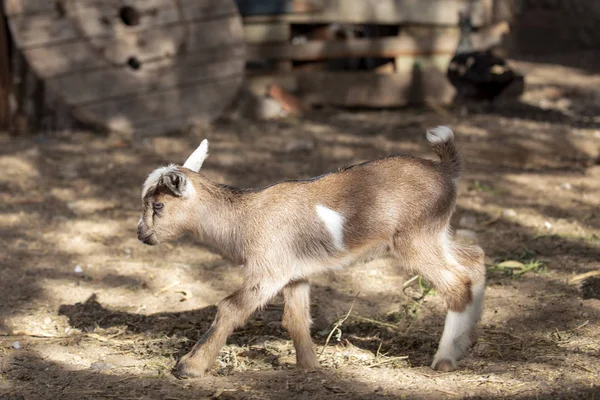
<box><xmin>175</xmin><ymin>279</ymin><xmax>284</xmax><ymax>378</ymax></box>
<box><xmin>282</xmin><ymin>279</ymin><xmax>319</xmax><ymax>370</ymax></box>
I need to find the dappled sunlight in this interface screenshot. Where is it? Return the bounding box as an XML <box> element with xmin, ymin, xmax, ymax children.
<box><xmin>0</xmin><ymin>211</ymin><xmax>41</xmax><ymax>228</ymax></box>
<box><xmin>2</xmin><ymin>54</ymin><xmax>600</xmax><ymax>398</ymax></box>
<box><xmin>45</xmin><ymin>220</ymin><xmax>122</xmax><ymax>255</ymax></box>
<box><xmin>0</xmin><ymin>154</ymin><xmax>40</xmax><ymax>185</ymax></box>
<box><xmin>64</xmin><ymin>198</ymin><xmax>120</xmax><ymax>215</ymax></box>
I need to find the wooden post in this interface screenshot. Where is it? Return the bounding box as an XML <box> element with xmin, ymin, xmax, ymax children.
<box><xmin>0</xmin><ymin>0</ymin><xmax>12</xmax><ymax>132</ymax></box>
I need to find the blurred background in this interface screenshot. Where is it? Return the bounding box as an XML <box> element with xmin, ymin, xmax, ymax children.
<box><xmin>0</xmin><ymin>1</ymin><xmax>599</xmax><ymax>400</ymax></box>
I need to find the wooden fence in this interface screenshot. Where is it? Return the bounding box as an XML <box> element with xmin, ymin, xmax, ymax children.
<box><xmin>3</xmin><ymin>0</ymin><xmax>578</xmax><ymax>134</ymax></box>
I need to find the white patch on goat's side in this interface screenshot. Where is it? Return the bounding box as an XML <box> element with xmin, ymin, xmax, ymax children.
<box><xmin>142</xmin><ymin>164</ymin><xmax>178</xmax><ymax>199</ymax></box>
<box><xmin>183</xmin><ymin>139</ymin><xmax>209</xmax><ymax>172</ymax></box>
<box><xmin>426</xmin><ymin>126</ymin><xmax>454</xmax><ymax>144</ymax></box>
<box><xmin>316</xmin><ymin>204</ymin><xmax>345</xmax><ymax>250</ymax></box>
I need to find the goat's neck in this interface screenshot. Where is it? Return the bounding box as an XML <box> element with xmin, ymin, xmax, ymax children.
<box><xmin>192</xmin><ymin>184</ymin><xmax>250</xmax><ymax>264</ymax></box>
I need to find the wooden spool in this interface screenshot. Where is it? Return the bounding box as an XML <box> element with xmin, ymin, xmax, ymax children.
<box><xmin>4</xmin><ymin>0</ymin><xmax>246</xmax><ymax>135</ymax></box>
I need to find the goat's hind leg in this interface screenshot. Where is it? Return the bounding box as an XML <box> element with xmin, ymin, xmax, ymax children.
<box><xmin>282</xmin><ymin>279</ymin><xmax>319</xmax><ymax>370</ymax></box>
<box><xmin>431</xmin><ymin>244</ymin><xmax>486</xmax><ymax>372</ymax></box>
<box><xmin>395</xmin><ymin>235</ymin><xmax>486</xmax><ymax>372</ymax></box>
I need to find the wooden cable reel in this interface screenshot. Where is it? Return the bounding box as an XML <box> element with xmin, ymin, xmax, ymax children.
<box><xmin>5</xmin><ymin>0</ymin><xmax>246</xmax><ymax>135</ymax></box>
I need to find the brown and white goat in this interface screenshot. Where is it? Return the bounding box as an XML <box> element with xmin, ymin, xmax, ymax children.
<box><xmin>137</xmin><ymin>126</ymin><xmax>485</xmax><ymax>378</ymax></box>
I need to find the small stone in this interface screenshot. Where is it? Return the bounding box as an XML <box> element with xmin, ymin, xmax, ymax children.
<box><xmin>458</xmin><ymin>214</ymin><xmax>477</xmax><ymax>229</ymax></box>
<box><xmin>74</xmin><ymin>265</ymin><xmax>83</xmax><ymax>274</ymax></box>
<box><xmin>43</xmin><ymin>317</ymin><xmax>52</xmax><ymax>325</ymax></box>
<box><xmin>582</xmin><ymin>312</ymin><xmax>589</xmax><ymax>318</ymax></box>
<box><xmin>12</xmin><ymin>341</ymin><xmax>21</xmax><ymax>350</ymax></box>
<box><xmin>544</xmin><ymin>221</ymin><xmax>553</xmax><ymax>229</ymax></box>
<box><xmin>560</xmin><ymin>182</ymin><xmax>572</xmax><ymax>190</ymax></box>
<box><xmin>90</xmin><ymin>361</ymin><xmax>112</xmax><ymax>371</ymax></box>
<box><xmin>502</xmin><ymin>209</ymin><xmax>517</xmax><ymax>218</ymax></box>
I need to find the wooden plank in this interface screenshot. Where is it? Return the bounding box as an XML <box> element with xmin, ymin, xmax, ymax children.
<box><xmin>72</xmin><ymin>74</ymin><xmax>244</xmax><ymax>133</ymax></box>
<box><xmin>235</xmin><ymin>0</ymin><xmax>324</xmax><ymax>16</ymax></box>
<box><xmin>242</xmin><ymin>0</ymin><xmax>494</xmax><ymax>26</ymax></box>
<box><xmin>0</xmin><ymin>3</ymin><xmax>12</xmax><ymax>131</ymax></box>
<box><xmin>20</xmin><ymin>16</ymin><xmax>245</xmax><ymax>78</ymax></box>
<box><xmin>4</xmin><ymin>0</ymin><xmax>321</xmax><ymax>17</ymax></box>
<box><xmin>5</xmin><ymin>0</ymin><xmax>236</xmax><ymax>17</ymax></box>
<box><xmin>246</xmin><ymin>23</ymin><xmax>508</xmax><ymax>61</ymax></box>
<box><xmin>295</xmin><ymin>70</ymin><xmax>455</xmax><ymax>107</ymax></box>
<box><xmin>247</xmin><ymin>36</ymin><xmax>455</xmax><ymax>61</ymax></box>
<box><xmin>243</xmin><ymin>22</ymin><xmax>290</xmax><ymax>44</ymax></box>
<box><xmin>47</xmin><ymin>47</ymin><xmax>245</xmax><ymax>105</ymax></box>
<box><xmin>7</xmin><ymin>0</ymin><xmax>237</xmax><ymax>49</ymax></box>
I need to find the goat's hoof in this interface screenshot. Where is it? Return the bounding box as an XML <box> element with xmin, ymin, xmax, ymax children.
<box><xmin>297</xmin><ymin>359</ymin><xmax>321</xmax><ymax>372</ymax></box>
<box><xmin>174</xmin><ymin>358</ymin><xmax>208</xmax><ymax>379</ymax></box>
<box><xmin>431</xmin><ymin>358</ymin><xmax>457</xmax><ymax>372</ymax></box>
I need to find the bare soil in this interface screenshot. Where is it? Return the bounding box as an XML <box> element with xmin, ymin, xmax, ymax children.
<box><xmin>1</xmin><ymin>54</ymin><xmax>600</xmax><ymax>400</ymax></box>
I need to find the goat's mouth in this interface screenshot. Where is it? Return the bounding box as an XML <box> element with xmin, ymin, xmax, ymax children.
<box><xmin>138</xmin><ymin>231</ymin><xmax>159</xmax><ymax>245</ymax></box>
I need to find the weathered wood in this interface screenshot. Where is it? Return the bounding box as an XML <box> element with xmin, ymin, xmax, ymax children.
<box><xmin>243</xmin><ymin>0</ymin><xmax>494</xmax><ymax>26</ymax></box>
<box><xmin>235</xmin><ymin>0</ymin><xmax>324</xmax><ymax>16</ymax></box>
<box><xmin>46</xmin><ymin>48</ymin><xmax>244</xmax><ymax>106</ymax></box>
<box><xmin>5</xmin><ymin>0</ymin><xmax>236</xmax><ymax>17</ymax></box>
<box><xmin>0</xmin><ymin>2</ymin><xmax>12</xmax><ymax>131</ymax></box>
<box><xmin>73</xmin><ymin>75</ymin><xmax>243</xmax><ymax>133</ymax></box>
<box><xmin>246</xmin><ymin>69</ymin><xmax>455</xmax><ymax>107</ymax></box>
<box><xmin>247</xmin><ymin>36</ymin><xmax>454</xmax><ymax>61</ymax></box>
<box><xmin>8</xmin><ymin>0</ymin><xmax>238</xmax><ymax>49</ymax></box>
<box><xmin>243</xmin><ymin>22</ymin><xmax>290</xmax><ymax>44</ymax></box>
<box><xmin>296</xmin><ymin>70</ymin><xmax>455</xmax><ymax>107</ymax></box>
<box><xmin>21</xmin><ymin>16</ymin><xmax>245</xmax><ymax>78</ymax></box>
<box><xmin>247</xmin><ymin>22</ymin><xmax>509</xmax><ymax>61</ymax></box>
<box><xmin>6</xmin><ymin>0</ymin><xmax>246</xmax><ymax>134</ymax></box>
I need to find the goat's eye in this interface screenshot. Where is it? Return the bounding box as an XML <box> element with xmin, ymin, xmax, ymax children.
<box><xmin>153</xmin><ymin>203</ymin><xmax>164</xmax><ymax>211</ymax></box>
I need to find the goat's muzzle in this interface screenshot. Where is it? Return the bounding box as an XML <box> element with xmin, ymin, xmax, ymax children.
<box><xmin>137</xmin><ymin>220</ymin><xmax>159</xmax><ymax>245</ymax></box>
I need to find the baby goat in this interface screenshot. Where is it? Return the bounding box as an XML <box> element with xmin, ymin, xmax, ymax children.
<box><xmin>137</xmin><ymin>126</ymin><xmax>485</xmax><ymax>378</ymax></box>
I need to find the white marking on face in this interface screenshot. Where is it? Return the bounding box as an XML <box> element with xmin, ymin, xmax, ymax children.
<box><xmin>316</xmin><ymin>204</ymin><xmax>345</xmax><ymax>250</ymax></box>
<box><xmin>142</xmin><ymin>164</ymin><xmax>178</xmax><ymax>199</ymax></box>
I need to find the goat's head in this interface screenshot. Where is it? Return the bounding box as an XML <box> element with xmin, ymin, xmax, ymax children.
<box><xmin>137</xmin><ymin>139</ymin><xmax>209</xmax><ymax>245</ymax></box>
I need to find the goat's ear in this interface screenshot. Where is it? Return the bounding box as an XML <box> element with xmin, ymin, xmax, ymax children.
<box><xmin>182</xmin><ymin>139</ymin><xmax>209</xmax><ymax>172</ymax></box>
<box><xmin>161</xmin><ymin>171</ymin><xmax>188</xmax><ymax>197</ymax></box>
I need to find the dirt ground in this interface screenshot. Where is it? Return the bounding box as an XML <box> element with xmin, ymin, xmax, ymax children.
<box><xmin>1</xmin><ymin>53</ymin><xmax>600</xmax><ymax>400</ymax></box>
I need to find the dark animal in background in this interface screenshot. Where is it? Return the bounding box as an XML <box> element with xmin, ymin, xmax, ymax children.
<box><xmin>447</xmin><ymin>10</ymin><xmax>524</xmax><ymax>109</ymax></box>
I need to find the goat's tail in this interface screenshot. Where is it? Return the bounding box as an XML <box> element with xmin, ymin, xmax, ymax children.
<box><xmin>426</xmin><ymin>126</ymin><xmax>462</xmax><ymax>179</ymax></box>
